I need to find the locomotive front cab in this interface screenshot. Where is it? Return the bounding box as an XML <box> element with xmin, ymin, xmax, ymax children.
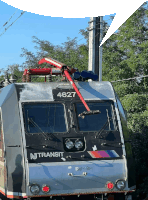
<box><xmin>16</xmin><ymin>81</ymin><xmax>135</xmax><ymax>200</ymax></box>
<box><xmin>0</xmin><ymin>57</ymin><xmax>135</xmax><ymax>200</ymax></box>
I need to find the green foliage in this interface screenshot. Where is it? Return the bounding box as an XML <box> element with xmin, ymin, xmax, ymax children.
<box><xmin>102</xmin><ymin>32</ymin><xmax>132</xmax><ymax>81</ymax></box>
<box><xmin>20</xmin><ymin>47</ymin><xmax>39</xmax><ymax>69</ymax></box>
<box><xmin>113</xmin><ymin>82</ymin><xmax>141</xmax><ymax>98</ymax></box>
<box><xmin>137</xmin><ymin>177</ymin><xmax>148</xmax><ymax>195</ymax></box>
<box><xmin>20</xmin><ymin>36</ymin><xmax>89</xmax><ymax>72</ymax></box>
<box><xmin>121</xmin><ymin>93</ymin><xmax>147</xmax><ymax>113</ymax></box>
<box><xmin>131</xmin><ymin>126</ymin><xmax>148</xmax><ymax>198</ymax></box>
<box><xmin>127</xmin><ymin>111</ymin><xmax>148</xmax><ymax>133</ymax></box>
<box><xmin>0</xmin><ymin>75</ymin><xmax>5</xmax><ymax>82</ymax></box>
<box><xmin>102</xmin><ymin>2</ymin><xmax>148</xmax><ymax>84</ymax></box>
<box><xmin>10</xmin><ymin>65</ymin><xmax>24</xmax><ymax>83</ymax></box>
<box><xmin>116</xmin><ymin>3</ymin><xmax>148</xmax><ymax>76</ymax></box>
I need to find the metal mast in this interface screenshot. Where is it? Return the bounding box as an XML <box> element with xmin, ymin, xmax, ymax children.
<box><xmin>88</xmin><ymin>16</ymin><xmax>103</xmax><ymax>81</ymax></box>
<box><xmin>99</xmin><ymin>16</ymin><xmax>103</xmax><ymax>81</ymax></box>
<box><xmin>88</xmin><ymin>17</ymin><xmax>96</xmax><ymax>73</ymax></box>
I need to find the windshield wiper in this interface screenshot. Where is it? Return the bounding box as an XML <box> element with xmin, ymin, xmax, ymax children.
<box><xmin>79</xmin><ymin>110</ymin><xmax>101</xmax><ymax>119</ymax></box>
<box><xmin>28</xmin><ymin>117</ymin><xmax>52</xmax><ymax>140</ymax></box>
<box><xmin>68</xmin><ymin>107</ymin><xmax>76</xmax><ymax>129</ymax></box>
<box><xmin>95</xmin><ymin>117</ymin><xmax>112</xmax><ymax>139</ymax></box>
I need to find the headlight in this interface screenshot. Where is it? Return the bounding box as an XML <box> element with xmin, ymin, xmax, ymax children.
<box><xmin>65</xmin><ymin>139</ymin><xmax>74</xmax><ymax>149</ymax></box>
<box><xmin>115</xmin><ymin>180</ymin><xmax>126</xmax><ymax>190</ymax></box>
<box><xmin>75</xmin><ymin>140</ymin><xmax>83</xmax><ymax>149</ymax></box>
<box><xmin>30</xmin><ymin>184</ymin><xmax>40</xmax><ymax>195</ymax></box>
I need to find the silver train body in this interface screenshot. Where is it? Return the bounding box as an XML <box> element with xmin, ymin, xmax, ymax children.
<box><xmin>0</xmin><ymin>81</ymin><xmax>136</xmax><ymax>199</ymax></box>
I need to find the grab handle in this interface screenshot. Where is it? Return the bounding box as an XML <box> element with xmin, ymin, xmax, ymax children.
<box><xmin>68</xmin><ymin>172</ymin><xmax>87</xmax><ymax>177</ymax></box>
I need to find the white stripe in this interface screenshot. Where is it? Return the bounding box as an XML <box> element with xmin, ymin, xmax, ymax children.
<box><xmin>7</xmin><ymin>191</ymin><xmax>27</xmax><ymax>196</ymax></box>
<box><xmin>0</xmin><ymin>186</ymin><xmax>27</xmax><ymax>196</ymax></box>
<box><xmin>45</xmin><ymin>58</ymin><xmax>62</xmax><ymax>68</ymax></box>
<box><xmin>7</xmin><ymin>191</ymin><xmax>19</xmax><ymax>195</ymax></box>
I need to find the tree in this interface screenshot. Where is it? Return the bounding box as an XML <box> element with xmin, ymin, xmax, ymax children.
<box><xmin>20</xmin><ymin>17</ymin><xmax>110</xmax><ymax>73</ymax></box>
<box><xmin>20</xmin><ymin>36</ymin><xmax>89</xmax><ymax>72</ymax></box>
<box><xmin>117</xmin><ymin>3</ymin><xmax>148</xmax><ymax>81</ymax></box>
<box><xmin>0</xmin><ymin>64</ymin><xmax>24</xmax><ymax>83</ymax></box>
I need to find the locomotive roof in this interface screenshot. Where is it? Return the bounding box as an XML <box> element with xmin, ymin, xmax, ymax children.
<box><xmin>0</xmin><ymin>81</ymin><xmax>116</xmax><ymax>106</ymax></box>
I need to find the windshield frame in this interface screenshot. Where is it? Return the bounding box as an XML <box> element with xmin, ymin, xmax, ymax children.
<box><xmin>73</xmin><ymin>100</ymin><xmax>118</xmax><ymax>133</ymax></box>
<box><xmin>22</xmin><ymin>101</ymin><xmax>68</xmax><ymax>134</ymax></box>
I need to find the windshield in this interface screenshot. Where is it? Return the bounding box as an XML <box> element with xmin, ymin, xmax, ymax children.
<box><xmin>75</xmin><ymin>102</ymin><xmax>115</xmax><ymax>132</ymax></box>
<box><xmin>23</xmin><ymin>103</ymin><xmax>67</xmax><ymax>133</ymax></box>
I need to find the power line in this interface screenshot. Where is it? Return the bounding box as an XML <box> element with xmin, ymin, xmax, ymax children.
<box><xmin>111</xmin><ymin>75</ymin><xmax>148</xmax><ymax>83</ymax></box>
<box><xmin>0</xmin><ymin>9</ymin><xmax>18</xmax><ymax>31</ymax></box>
<box><xmin>0</xmin><ymin>11</ymin><xmax>26</xmax><ymax>37</ymax></box>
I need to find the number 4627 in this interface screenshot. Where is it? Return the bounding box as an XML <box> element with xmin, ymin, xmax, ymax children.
<box><xmin>57</xmin><ymin>92</ymin><xmax>76</xmax><ymax>98</ymax></box>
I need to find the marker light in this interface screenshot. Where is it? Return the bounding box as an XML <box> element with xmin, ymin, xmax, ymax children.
<box><xmin>75</xmin><ymin>140</ymin><xmax>83</xmax><ymax>149</ymax></box>
<box><xmin>115</xmin><ymin>180</ymin><xmax>126</xmax><ymax>190</ymax></box>
<box><xmin>42</xmin><ymin>185</ymin><xmax>50</xmax><ymax>193</ymax></box>
<box><xmin>65</xmin><ymin>139</ymin><xmax>74</xmax><ymax>149</ymax></box>
<box><xmin>106</xmin><ymin>181</ymin><xmax>114</xmax><ymax>190</ymax></box>
<box><xmin>30</xmin><ymin>184</ymin><xmax>40</xmax><ymax>195</ymax></box>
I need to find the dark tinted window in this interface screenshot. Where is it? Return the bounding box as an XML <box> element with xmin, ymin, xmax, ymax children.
<box><xmin>23</xmin><ymin>103</ymin><xmax>67</xmax><ymax>133</ymax></box>
<box><xmin>75</xmin><ymin>102</ymin><xmax>115</xmax><ymax>131</ymax></box>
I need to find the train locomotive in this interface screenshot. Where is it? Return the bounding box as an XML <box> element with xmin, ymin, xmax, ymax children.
<box><xmin>0</xmin><ymin>57</ymin><xmax>136</xmax><ymax>200</ymax></box>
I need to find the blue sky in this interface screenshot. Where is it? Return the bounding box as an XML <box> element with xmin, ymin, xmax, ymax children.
<box><xmin>0</xmin><ymin>0</ymin><xmax>114</xmax><ymax>73</ymax></box>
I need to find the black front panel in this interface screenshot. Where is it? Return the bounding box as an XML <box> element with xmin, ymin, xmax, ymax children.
<box><xmin>22</xmin><ymin>100</ymin><xmax>123</xmax><ymax>163</ymax></box>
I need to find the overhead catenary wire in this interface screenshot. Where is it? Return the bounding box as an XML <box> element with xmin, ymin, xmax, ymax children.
<box><xmin>0</xmin><ymin>15</ymin><xmax>111</xmax><ymax>74</ymax></box>
<box><xmin>111</xmin><ymin>74</ymin><xmax>148</xmax><ymax>83</ymax></box>
<box><xmin>4</xmin><ymin>74</ymin><xmax>148</xmax><ymax>84</ymax></box>
<box><xmin>0</xmin><ymin>11</ymin><xmax>26</xmax><ymax>37</ymax></box>
<box><xmin>0</xmin><ymin>14</ymin><xmax>132</xmax><ymax>83</ymax></box>
<box><xmin>0</xmin><ymin>9</ymin><xmax>18</xmax><ymax>31</ymax></box>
